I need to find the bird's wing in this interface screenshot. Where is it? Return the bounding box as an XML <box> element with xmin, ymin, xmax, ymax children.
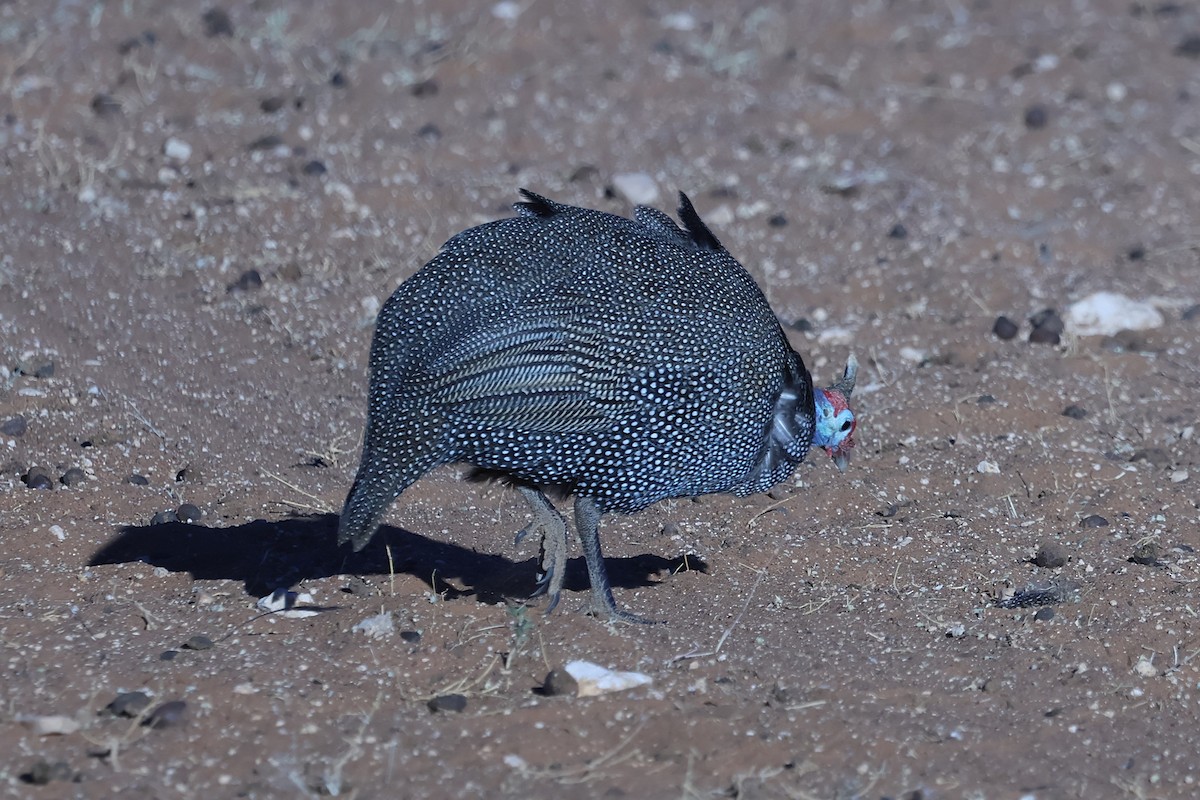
<box><xmin>419</xmin><ymin>304</ymin><xmax>631</xmax><ymax>434</ymax></box>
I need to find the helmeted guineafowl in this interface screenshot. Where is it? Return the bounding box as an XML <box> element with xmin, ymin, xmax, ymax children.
<box><xmin>339</xmin><ymin>189</ymin><xmax>858</xmax><ymax>622</ymax></box>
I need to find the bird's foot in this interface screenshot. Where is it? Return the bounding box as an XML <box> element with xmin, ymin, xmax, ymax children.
<box><xmin>513</xmin><ymin>493</ymin><xmax>568</xmax><ymax>611</ymax></box>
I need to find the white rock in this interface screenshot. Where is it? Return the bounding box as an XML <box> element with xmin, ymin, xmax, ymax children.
<box><xmin>21</xmin><ymin>714</ymin><xmax>80</xmax><ymax>736</ymax></box>
<box><xmin>49</xmin><ymin>524</ymin><xmax>66</xmax><ymax>541</ymax></box>
<box><xmin>1170</xmin><ymin>469</ymin><xmax>1189</xmax><ymax>484</ymax></box>
<box><xmin>491</xmin><ymin>1</ymin><xmax>521</xmax><ymax>21</ymax></box>
<box><xmin>661</xmin><ymin>11</ymin><xmax>697</xmax><ymax>31</ymax></box>
<box><xmin>256</xmin><ymin>589</ymin><xmax>319</xmax><ymax>618</ymax></box>
<box><xmin>977</xmin><ymin>460</ymin><xmax>1000</xmax><ymax>474</ymax></box>
<box><xmin>898</xmin><ymin>346</ymin><xmax>927</xmax><ymax>363</ymax></box>
<box><xmin>610</xmin><ymin>172</ymin><xmax>660</xmax><ymax>206</ymax></box>
<box><xmin>163</xmin><ymin>137</ymin><xmax>192</xmax><ymax>163</ymax></box>
<box><xmin>1133</xmin><ymin>656</ymin><xmax>1157</xmax><ymax>678</ymax></box>
<box><xmin>563</xmin><ymin>660</ymin><xmax>652</xmax><ymax>697</ymax></box>
<box><xmin>1065</xmin><ymin>291</ymin><xmax>1163</xmax><ymax>337</ymax></box>
<box><xmin>351</xmin><ymin>611</ymin><xmax>395</xmax><ymax>639</ymax></box>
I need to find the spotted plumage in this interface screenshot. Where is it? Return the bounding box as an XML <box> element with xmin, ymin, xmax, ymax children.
<box><xmin>339</xmin><ymin>189</ymin><xmax>858</xmax><ymax>622</ymax></box>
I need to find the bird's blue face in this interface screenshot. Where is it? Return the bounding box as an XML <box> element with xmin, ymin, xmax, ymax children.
<box><xmin>812</xmin><ymin>388</ymin><xmax>856</xmax><ymax>471</ymax></box>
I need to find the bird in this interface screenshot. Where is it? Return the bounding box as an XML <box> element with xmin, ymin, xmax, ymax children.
<box><xmin>338</xmin><ymin>189</ymin><xmax>858</xmax><ymax>623</ymax></box>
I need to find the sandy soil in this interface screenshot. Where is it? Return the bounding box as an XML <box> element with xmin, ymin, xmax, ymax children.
<box><xmin>2</xmin><ymin>1</ymin><xmax>1199</xmax><ymax>797</ymax></box>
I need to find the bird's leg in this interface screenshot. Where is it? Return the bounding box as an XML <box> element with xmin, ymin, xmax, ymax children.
<box><xmin>514</xmin><ymin>486</ymin><xmax>568</xmax><ymax>612</ymax></box>
<box><xmin>573</xmin><ymin>496</ymin><xmax>659</xmax><ymax>624</ymax></box>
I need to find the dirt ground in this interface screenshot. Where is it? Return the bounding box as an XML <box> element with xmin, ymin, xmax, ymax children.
<box><xmin>2</xmin><ymin>1</ymin><xmax>1199</xmax><ymax>797</ymax></box>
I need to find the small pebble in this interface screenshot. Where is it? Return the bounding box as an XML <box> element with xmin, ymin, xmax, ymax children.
<box><xmin>542</xmin><ymin>668</ymin><xmax>579</xmax><ymax>697</ymax></box>
<box><xmin>1034</xmin><ymin>607</ymin><xmax>1055</xmax><ymax>621</ymax></box>
<box><xmin>330</xmin><ymin>70</ymin><xmax>348</xmax><ymax>88</ymax></box>
<box><xmin>105</xmin><ymin>691</ymin><xmax>152</xmax><ymax>718</ymax></box>
<box><xmin>1</xmin><ymin>416</ymin><xmax>27</xmax><ymax>437</ymax></box>
<box><xmin>399</xmin><ymin>630</ymin><xmax>422</xmax><ymax>643</ymax></box>
<box><xmin>1029</xmin><ymin>308</ymin><xmax>1063</xmax><ymax>334</ymax></box>
<box><xmin>1127</xmin><ymin>244</ymin><xmax>1145</xmax><ymax>261</ymax></box>
<box><xmin>1062</xmin><ymin>405</ymin><xmax>1087</xmax><ymax>419</ymax></box>
<box><xmin>1033</xmin><ymin>542</ymin><xmax>1068</xmax><ymax>568</ymax></box>
<box><xmin>202</xmin><ymin>7</ymin><xmax>234</xmax><ymax>37</ymax></box>
<box><xmin>410</xmin><ymin>79</ymin><xmax>439</xmax><ymax>98</ymax></box>
<box><xmin>24</xmin><ymin>469</ymin><xmax>54</xmax><ymax>491</ymax></box>
<box><xmin>90</xmin><ymin>93</ymin><xmax>123</xmax><ymax>117</ymax></box>
<box><xmin>977</xmin><ymin>394</ymin><xmax>996</xmax><ymax>404</ymax></box>
<box><xmin>163</xmin><ymin>137</ymin><xmax>192</xmax><ymax>163</ymax></box>
<box><xmin>1176</xmin><ymin>35</ymin><xmax>1200</xmax><ymax>58</ymax></box>
<box><xmin>416</xmin><ymin>122</ymin><xmax>441</xmax><ymax>142</ymax></box>
<box><xmin>128</xmin><ymin>474</ymin><xmax>150</xmax><ymax>485</ymax></box>
<box><xmin>1182</xmin><ymin>304</ymin><xmax>1200</xmax><ymax>322</ymax></box>
<box><xmin>427</xmin><ymin>694</ymin><xmax>468</xmax><ymax>713</ymax></box>
<box><xmin>992</xmin><ymin>316</ymin><xmax>1018</xmax><ymax>340</ymax></box>
<box><xmin>227</xmin><ymin>269</ymin><xmax>263</xmax><ymax>292</ymax></box>
<box><xmin>1079</xmin><ymin>514</ymin><xmax>1109</xmax><ymax>528</ymax></box>
<box><xmin>60</xmin><ymin>467</ymin><xmax>87</xmax><ymax>486</ymax></box>
<box><xmin>767</xmin><ymin>213</ymin><xmax>788</xmax><ymax>228</ymax></box>
<box><xmin>150</xmin><ymin>510</ymin><xmax>179</xmax><ymax>525</ymax></box>
<box><xmin>159</xmin><ymin>650</ymin><xmax>179</xmax><ymax>661</ymax></box>
<box><xmin>183</xmin><ymin>634</ymin><xmax>214</xmax><ymax>651</ymax></box>
<box><xmin>177</xmin><ymin>503</ymin><xmax>202</xmax><ymax>523</ymax></box>
<box><xmin>302</xmin><ymin>159</ymin><xmax>327</xmax><ymax>176</ymax></box>
<box><xmin>1171</xmin><ymin>469</ymin><xmax>1189</xmax><ymax>483</ymax></box>
<box><xmin>610</xmin><ymin>172</ymin><xmax>660</xmax><ymax>205</ymax></box>
<box><xmin>247</xmin><ymin>134</ymin><xmax>284</xmax><ymax>152</ymax></box>
<box><xmin>887</xmin><ymin>222</ymin><xmax>908</xmax><ymax>239</ymax></box>
<box><xmin>144</xmin><ymin>700</ymin><xmax>187</xmax><ymax>728</ymax></box>
<box><xmin>1023</xmin><ymin>104</ymin><xmax>1048</xmax><ymax>129</ymax></box>
<box><xmin>1129</xmin><ymin>542</ymin><xmax>1160</xmax><ymax>566</ymax></box>
<box><xmin>1129</xmin><ymin>448</ymin><xmax>1170</xmax><ymax>467</ymax></box>
<box><xmin>22</xmin><ymin>760</ymin><xmax>72</xmax><ymax>786</ymax></box>
<box><xmin>259</xmin><ymin>96</ymin><xmax>285</xmax><ymax>113</ymax></box>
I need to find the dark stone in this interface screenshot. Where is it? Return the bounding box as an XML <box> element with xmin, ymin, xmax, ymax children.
<box><xmin>151</xmin><ymin>510</ymin><xmax>179</xmax><ymax>525</ymax></box>
<box><xmin>1034</xmin><ymin>607</ymin><xmax>1055</xmax><ymax>621</ymax></box>
<box><xmin>247</xmin><ymin>134</ymin><xmax>284</xmax><ymax>151</ymax></box>
<box><xmin>787</xmin><ymin>317</ymin><xmax>814</xmax><ymax>333</ymax></box>
<box><xmin>260</xmin><ymin>96</ymin><xmax>285</xmax><ymax>113</ymax></box>
<box><xmin>105</xmin><ymin>691</ymin><xmax>152</xmax><ymax>717</ymax></box>
<box><xmin>144</xmin><ymin>700</ymin><xmax>187</xmax><ymax>728</ymax></box>
<box><xmin>977</xmin><ymin>394</ymin><xmax>996</xmax><ymax>404</ymax></box>
<box><xmin>24</xmin><ymin>469</ymin><xmax>54</xmax><ymax>490</ymax></box>
<box><xmin>417</xmin><ymin>122</ymin><xmax>442</xmax><ymax>142</ymax></box>
<box><xmin>183</xmin><ymin>634</ymin><xmax>214</xmax><ymax>650</ymax></box>
<box><xmin>1175</xmin><ymin>35</ymin><xmax>1200</xmax><ymax>58</ymax></box>
<box><xmin>128</xmin><ymin>474</ymin><xmax>150</xmax><ymax>485</ymax></box>
<box><xmin>60</xmin><ymin>468</ymin><xmax>87</xmax><ymax>486</ymax></box>
<box><xmin>302</xmin><ymin>159</ymin><xmax>327</xmax><ymax>176</ymax></box>
<box><xmin>1129</xmin><ymin>542</ymin><xmax>1161</xmax><ymax>566</ymax></box>
<box><xmin>992</xmin><ymin>316</ymin><xmax>1019</xmax><ymax>340</ymax></box>
<box><xmin>1062</xmin><ymin>405</ymin><xmax>1087</xmax><ymax>419</ymax></box>
<box><xmin>177</xmin><ymin>503</ymin><xmax>203</xmax><ymax>523</ymax></box>
<box><xmin>1023</xmin><ymin>104</ymin><xmax>1048</xmax><ymax>129</ymax></box>
<box><xmin>767</xmin><ymin>214</ymin><xmax>788</xmax><ymax>228</ymax></box>
<box><xmin>1130</xmin><ymin>448</ymin><xmax>1170</xmax><ymax>467</ymax></box>
<box><xmin>1127</xmin><ymin>244</ymin><xmax>1145</xmax><ymax>261</ymax></box>
<box><xmin>330</xmin><ymin>70</ymin><xmax>347</xmax><ymax>87</ymax></box>
<box><xmin>1079</xmin><ymin>514</ymin><xmax>1109</xmax><ymax>528</ymax></box>
<box><xmin>91</xmin><ymin>93</ymin><xmax>123</xmax><ymax>117</ymax></box>
<box><xmin>410</xmin><ymin>79</ymin><xmax>439</xmax><ymax>98</ymax></box>
<box><xmin>1033</xmin><ymin>542</ymin><xmax>1068</xmax><ymax>568</ymax></box>
<box><xmin>202</xmin><ymin>8</ymin><xmax>234</xmax><ymax>38</ymax></box>
<box><xmin>1029</xmin><ymin>308</ymin><xmax>1063</xmax><ymax>335</ymax></box>
<box><xmin>227</xmin><ymin>269</ymin><xmax>263</xmax><ymax>292</ymax></box>
<box><xmin>159</xmin><ymin>650</ymin><xmax>179</xmax><ymax>661</ymax></box>
<box><xmin>1028</xmin><ymin>326</ymin><xmax>1060</xmax><ymax>345</ymax></box>
<box><xmin>1182</xmin><ymin>304</ymin><xmax>1200</xmax><ymax>322</ymax></box>
<box><xmin>21</xmin><ymin>760</ymin><xmax>72</xmax><ymax>785</ymax></box>
<box><xmin>427</xmin><ymin>693</ymin><xmax>468</xmax><ymax>713</ymax></box>
<box><xmin>399</xmin><ymin>630</ymin><xmax>421</xmax><ymax>643</ymax></box>
<box><xmin>1</xmin><ymin>416</ymin><xmax>27</xmax><ymax>437</ymax></box>
<box><xmin>542</xmin><ymin>668</ymin><xmax>579</xmax><ymax>697</ymax></box>
<box><xmin>887</xmin><ymin>222</ymin><xmax>908</xmax><ymax>239</ymax></box>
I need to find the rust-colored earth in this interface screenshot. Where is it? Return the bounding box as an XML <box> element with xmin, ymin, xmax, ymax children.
<box><xmin>2</xmin><ymin>1</ymin><xmax>1198</xmax><ymax>798</ymax></box>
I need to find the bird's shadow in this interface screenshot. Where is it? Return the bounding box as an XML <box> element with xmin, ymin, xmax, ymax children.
<box><xmin>87</xmin><ymin>514</ymin><xmax>706</xmax><ymax>605</ymax></box>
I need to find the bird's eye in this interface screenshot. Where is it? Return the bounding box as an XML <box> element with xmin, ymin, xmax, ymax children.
<box><xmin>840</xmin><ymin>420</ymin><xmax>852</xmax><ymax>432</ymax></box>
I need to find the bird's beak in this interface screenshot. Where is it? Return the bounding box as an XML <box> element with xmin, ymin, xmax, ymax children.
<box><xmin>828</xmin><ymin>447</ymin><xmax>851</xmax><ymax>473</ymax></box>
